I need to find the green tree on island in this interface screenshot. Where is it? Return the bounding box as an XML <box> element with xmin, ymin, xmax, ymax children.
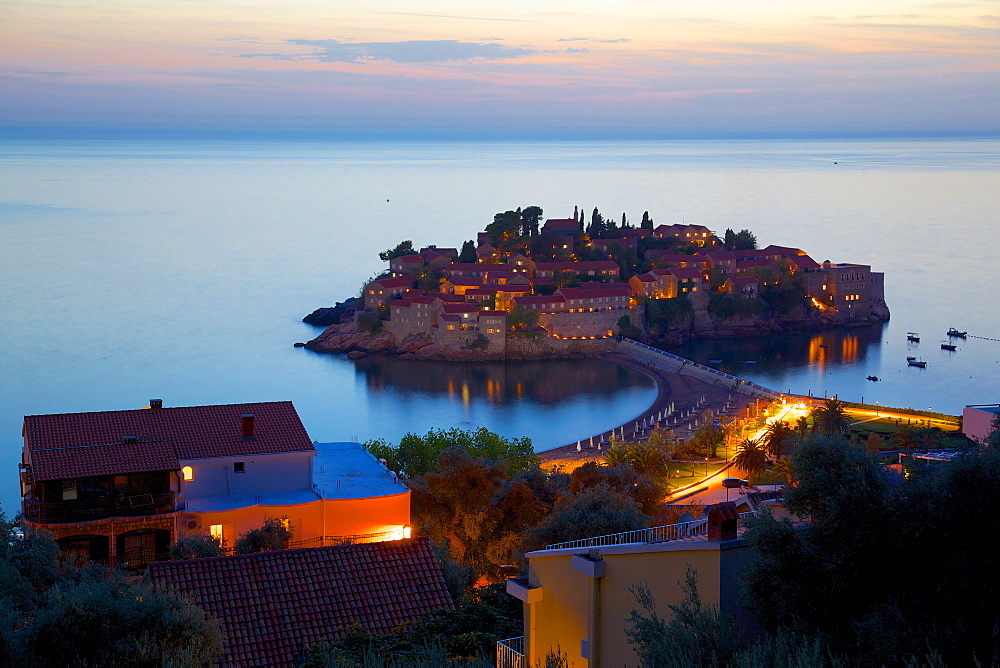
<box><xmin>457</xmin><ymin>239</ymin><xmax>477</xmax><ymax>263</ymax></box>
<box><xmin>378</xmin><ymin>239</ymin><xmax>415</xmax><ymax>262</ymax></box>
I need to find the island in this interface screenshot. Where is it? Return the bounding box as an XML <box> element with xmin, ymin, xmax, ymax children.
<box><xmin>305</xmin><ymin>206</ymin><xmax>889</xmax><ymax>360</ymax></box>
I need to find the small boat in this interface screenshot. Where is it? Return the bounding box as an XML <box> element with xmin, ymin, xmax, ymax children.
<box><xmin>908</xmin><ymin>359</ymin><xmax>927</xmax><ymax>368</ymax></box>
<box><xmin>907</xmin><ymin>332</ymin><xmax>920</xmax><ymax>342</ymax></box>
<box><xmin>866</xmin><ymin>375</ymin><xmax>879</xmax><ymax>381</ymax></box>
<box><xmin>941</xmin><ymin>343</ymin><xmax>957</xmax><ymax>351</ymax></box>
<box><xmin>906</xmin><ymin>356</ymin><xmax>916</xmax><ymax>361</ymax></box>
<box><xmin>947</xmin><ymin>328</ymin><xmax>967</xmax><ymax>338</ymax></box>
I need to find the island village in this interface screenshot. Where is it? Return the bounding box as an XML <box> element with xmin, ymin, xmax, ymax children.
<box><xmin>307</xmin><ymin>206</ymin><xmax>889</xmax><ymax>360</ymax></box>
<box><xmin>8</xmin><ymin>208</ymin><xmax>998</xmax><ymax>667</ymax></box>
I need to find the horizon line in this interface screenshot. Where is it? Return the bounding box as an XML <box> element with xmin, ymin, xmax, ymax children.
<box><xmin>3</xmin><ymin>125</ymin><xmax>999</xmax><ymax>143</ymax></box>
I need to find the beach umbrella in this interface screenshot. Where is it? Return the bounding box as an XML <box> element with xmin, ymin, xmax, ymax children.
<box><xmin>635</xmin><ymin>422</ymin><xmax>639</xmax><ymax>431</ymax></box>
<box><xmin>642</xmin><ymin>419</ymin><xmax>648</xmax><ymax>429</ymax></box>
<box><xmin>589</xmin><ymin>436</ymin><xmax>594</xmax><ymax>448</ymax></box>
<box><xmin>576</xmin><ymin>441</ymin><xmax>581</xmax><ymax>452</ymax></box>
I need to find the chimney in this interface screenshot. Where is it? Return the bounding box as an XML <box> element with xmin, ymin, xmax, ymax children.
<box><xmin>149</xmin><ymin>399</ymin><xmax>163</xmax><ymax>409</ymax></box>
<box><xmin>241</xmin><ymin>414</ymin><xmax>255</xmax><ymax>440</ymax></box>
<box><xmin>707</xmin><ymin>502</ymin><xmax>739</xmax><ymax>541</ymax></box>
<box><xmin>123</xmin><ymin>436</ymin><xmax>138</xmax><ymax>445</ymax></box>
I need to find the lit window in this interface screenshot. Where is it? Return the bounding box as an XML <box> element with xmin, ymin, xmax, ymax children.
<box><xmin>210</xmin><ymin>524</ymin><xmax>223</xmax><ymax>541</ymax></box>
<box><xmin>182</xmin><ymin>466</ymin><xmax>194</xmax><ymax>481</ymax></box>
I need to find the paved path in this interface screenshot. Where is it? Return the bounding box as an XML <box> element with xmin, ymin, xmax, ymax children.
<box><xmin>538</xmin><ymin>352</ymin><xmax>748</xmax><ymax>469</ymax></box>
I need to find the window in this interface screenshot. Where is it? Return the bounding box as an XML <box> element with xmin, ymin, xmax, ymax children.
<box><xmin>181</xmin><ymin>466</ymin><xmax>194</xmax><ymax>482</ymax></box>
<box><xmin>234</xmin><ymin>462</ymin><xmax>245</xmax><ymax>473</ymax></box>
<box><xmin>210</xmin><ymin>524</ymin><xmax>223</xmax><ymax>541</ymax></box>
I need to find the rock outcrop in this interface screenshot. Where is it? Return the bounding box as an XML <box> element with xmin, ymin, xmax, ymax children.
<box><xmin>302</xmin><ymin>298</ymin><xmax>360</xmax><ymax>327</ymax></box>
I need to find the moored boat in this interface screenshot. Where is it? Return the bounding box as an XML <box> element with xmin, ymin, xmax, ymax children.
<box><xmin>941</xmin><ymin>343</ymin><xmax>957</xmax><ymax>351</ymax></box>
<box><xmin>908</xmin><ymin>359</ymin><xmax>927</xmax><ymax>368</ymax></box>
<box><xmin>947</xmin><ymin>328</ymin><xmax>967</xmax><ymax>338</ymax></box>
<box><xmin>866</xmin><ymin>375</ymin><xmax>879</xmax><ymax>381</ymax></box>
<box><xmin>907</xmin><ymin>332</ymin><xmax>920</xmax><ymax>342</ymax></box>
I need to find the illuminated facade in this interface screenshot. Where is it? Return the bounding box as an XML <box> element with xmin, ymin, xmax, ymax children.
<box><xmin>20</xmin><ymin>401</ymin><xmax>410</xmax><ymax>569</ymax></box>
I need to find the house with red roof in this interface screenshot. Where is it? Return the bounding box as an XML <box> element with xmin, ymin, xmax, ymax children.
<box><xmin>364</xmin><ymin>276</ymin><xmax>415</xmax><ymax>311</ymax></box>
<box><xmin>20</xmin><ymin>401</ymin><xmax>411</xmax><ymax>569</ymax></box>
<box><xmin>653</xmin><ymin>224</ymin><xmax>718</xmax><ymax>247</ymax></box>
<box><xmin>724</xmin><ymin>276</ymin><xmax>761</xmax><ymax>299</ymax></box>
<box><xmin>145</xmin><ymin>537</ymin><xmax>453</xmax><ymax>667</ymax></box>
<box><xmin>643</xmin><ymin>251</ymin><xmax>708</xmax><ymax>271</ymax></box>
<box><xmin>388</xmin><ymin>254</ymin><xmax>425</xmax><ymax>277</ymax></box>
<box><xmin>541</xmin><ymin>218</ymin><xmax>582</xmax><ymax>235</ymax></box>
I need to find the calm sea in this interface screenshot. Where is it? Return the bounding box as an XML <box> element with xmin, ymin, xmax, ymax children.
<box><xmin>2</xmin><ymin>137</ymin><xmax>999</xmax><ymax>511</ymax></box>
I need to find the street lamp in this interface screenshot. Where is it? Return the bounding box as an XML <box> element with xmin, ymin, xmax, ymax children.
<box><xmin>705</xmin><ymin>457</ymin><xmax>709</xmax><ymax>478</ymax></box>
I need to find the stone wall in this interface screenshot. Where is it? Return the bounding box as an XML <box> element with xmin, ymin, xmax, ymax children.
<box><xmin>506</xmin><ymin>334</ymin><xmax>615</xmax><ymax>359</ymax></box>
<box><xmin>538</xmin><ymin>306</ymin><xmax>641</xmax><ymax>339</ymax></box>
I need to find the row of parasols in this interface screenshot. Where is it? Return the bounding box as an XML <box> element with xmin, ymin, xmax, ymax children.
<box><xmin>574</xmin><ymin>394</ymin><xmax>739</xmax><ymax>452</ymax></box>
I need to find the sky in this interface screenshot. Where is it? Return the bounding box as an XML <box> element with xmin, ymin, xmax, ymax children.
<box><xmin>1</xmin><ymin>0</ymin><xmax>999</xmax><ymax>138</ymax></box>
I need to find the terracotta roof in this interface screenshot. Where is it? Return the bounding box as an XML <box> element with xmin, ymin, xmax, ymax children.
<box><xmin>370</xmin><ymin>277</ymin><xmax>414</xmax><ymax>289</ymax></box>
<box><xmin>543</xmin><ymin>218</ymin><xmax>580</xmax><ymax>228</ymax></box>
<box><xmin>391</xmin><ymin>254</ymin><xmax>424</xmax><ymax>264</ymax></box>
<box><xmin>667</xmin><ymin>267</ymin><xmax>703</xmax><ymax>279</ymax></box>
<box><xmin>559</xmin><ymin>285</ymin><xmax>631</xmax><ymax>299</ymax></box>
<box><xmin>535</xmin><ymin>261</ymin><xmax>619</xmax><ymax>272</ymax></box>
<box><xmin>437</xmin><ymin>294</ymin><xmax>467</xmax><ymax>303</ymax></box>
<box><xmin>514</xmin><ymin>295</ymin><xmax>566</xmax><ymax>306</ymax></box>
<box><xmin>145</xmin><ymin>538</ymin><xmax>453</xmax><ymax>668</ymax></box>
<box><xmin>578</xmin><ymin>281</ymin><xmax>631</xmax><ymax>292</ymax></box>
<box><xmin>25</xmin><ymin>402</ymin><xmax>313</xmax><ymax>482</ymax></box>
<box><xmin>631</xmin><ymin>273</ymin><xmax>656</xmax><ymax>283</ymax></box>
<box><xmin>448</xmin><ymin>277</ymin><xmax>484</xmax><ymax>287</ymax></box>
<box><xmin>441</xmin><ymin>303</ymin><xmax>479</xmax><ymax>314</ymax></box>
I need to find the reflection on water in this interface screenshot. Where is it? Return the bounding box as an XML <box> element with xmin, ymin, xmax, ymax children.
<box><xmin>353</xmin><ymin>356</ymin><xmax>647</xmax><ymax>407</ymax></box>
<box><xmin>670</xmin><ymin>324</ymin><xmax>886</xmax><ymax>380</ymax></box>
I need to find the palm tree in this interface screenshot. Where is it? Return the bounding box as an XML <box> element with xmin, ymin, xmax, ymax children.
<box><xmin>772</xmin><ymin>456</ymin><xmax>795</xmax><ymax>485</ymax></box>
<box><xmin>603</xmin><ymin>444</ymin><xmax>631</xmax><ymax>468</ymax></box>
<box><xmin>811</xmin><ymin>398</ymin><xmax>850</xmax><ymax>436</ymax></box>
<box><xmin>629</xmin><ymin>443</ymin><xmax>668</xmax><ymax>479</ymax></box>
<box><xmin>733</xmin><ymin>437</ymin><xmax>768</xmax><ymax>482</ymax></box>
<box><xmin>762</xmin><ymin>420</ymin><xmax>797</xmax><ymax>459</ymax></box>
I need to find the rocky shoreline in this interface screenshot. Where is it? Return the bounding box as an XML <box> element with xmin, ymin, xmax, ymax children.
<box><xmin>300</xmin><ymin>293</ymin><xmax>890</xmax><ymax>360</ymax></box>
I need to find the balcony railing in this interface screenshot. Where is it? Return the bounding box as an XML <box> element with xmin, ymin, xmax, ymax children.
<box><xmin>24</xmin><ymin>492</ymin><xmax>177</xmax><ymax>523</ymax></box>
<box><xmin>496</xmin><ymin>636</ymin><xmax>524</xmax><ymax>668</ymax></box>
<box><xmin>543</xmin><ymin>512</ymin><xmax>758</xmax><ymax>551</ymax></box>
<box><xmin>544</xmin><ymin>518</ymin><xmax>708</xmax><ymax>551</ymax></box>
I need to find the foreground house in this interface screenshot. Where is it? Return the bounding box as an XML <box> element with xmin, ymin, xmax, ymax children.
<box><xmin>20</xmin><ymin>400</ymin><xmax>410</xmax><ymax>568</ymax></box>
<box><xmin>502</xmin><ymin>504</ymin><xmax>761</xmax><ymax>667</ymax></box>
<box><xmin>146</xmin><ymin>537</ymin><xmax>453</xmax><ymax>667</ymax></box>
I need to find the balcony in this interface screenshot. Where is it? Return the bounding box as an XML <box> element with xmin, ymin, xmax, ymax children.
<box><xmin>496</xmin><ymin>636</ymin><xmax>524</xmax><ymax>668</ymax></box>
<box><xmin>24</xmin><ymin>491</ymin><xmax>177</xmax><ymax>524</ymax></box>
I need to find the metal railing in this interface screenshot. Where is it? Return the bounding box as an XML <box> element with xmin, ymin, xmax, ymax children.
<box><xmin>545</xmin><ymin>519</ymin><xmax>708</xmax><ymax>551</ymax></box>
<box><xmin>619</xmin><ymin>338</ymin><xmax>781</xmax><ymax>398</ymax></box>
<box><xmin>543</xmin><ymin>512</ymin><xmax>761</xmax><ymax>551</ymax></box>
<box><xmin>496</xmin><ymin>636</ymin><xmax>525</xmax><ymax>668</ymax></box>
<box><xmin>24</xmin><ymin>492</ymin><xmax>177</xmax><ymax>523</ymax></box>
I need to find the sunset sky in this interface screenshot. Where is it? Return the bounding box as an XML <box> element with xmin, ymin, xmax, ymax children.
<box><xmin>2</xmin><ymin>0</ymin><xmax>998</xmax><ymax>137</ymax></box>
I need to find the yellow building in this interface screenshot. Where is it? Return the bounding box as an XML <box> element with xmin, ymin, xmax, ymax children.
<box><xmin>502</xmin><ymin>505</ymin><xmax>755</xmax><ymax>667</ymax></box>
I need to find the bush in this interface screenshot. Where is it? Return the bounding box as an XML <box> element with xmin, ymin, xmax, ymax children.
<box><xmin>234</xmin><ymin>517</ymin><xmax>292</xmax><ymax>554</ymax></box>
<box><xmin>169</xmin><ymin>533</ymin><xmax>226</xmax><ymax>560</ymax></box>
<box><xmin>464</xmin><ymin>334</ymin><xmax>490</xmax><ymax>350</ymax></box>
<box><xmin>356</xmin><ymin>311</ymin><xmax>383</xmax><ymax>333</ymax></box>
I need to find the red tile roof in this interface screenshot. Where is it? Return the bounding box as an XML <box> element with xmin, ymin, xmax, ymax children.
<box><xmin>145</xmin><ymin>538</ymin><xmax>453</xmax><ymax>668</ymax></box>
<box><xmin>441</xmin><ymin>303</ymin><xmax>479</xmax><ymax>314</ymax></box>
<box><xmin>370</xmin><ymin>277</ymin><xmax>414</xmax><ymax>289</ymax></box>
<box><xmin>667</xmin><ymin>267</ymin><xmax>704</xmax><ymax>279</ymax></box>
<box><xmin>25</xmin><ymin>402</ymin><xmax>313</xmax><ymax>482</ymax></box>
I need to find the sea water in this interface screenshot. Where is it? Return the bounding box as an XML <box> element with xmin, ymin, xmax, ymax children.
<box><xmin>2</xmin><ymin>137</ymin><xmax>999</xmax><ymax>510</ymax></box>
